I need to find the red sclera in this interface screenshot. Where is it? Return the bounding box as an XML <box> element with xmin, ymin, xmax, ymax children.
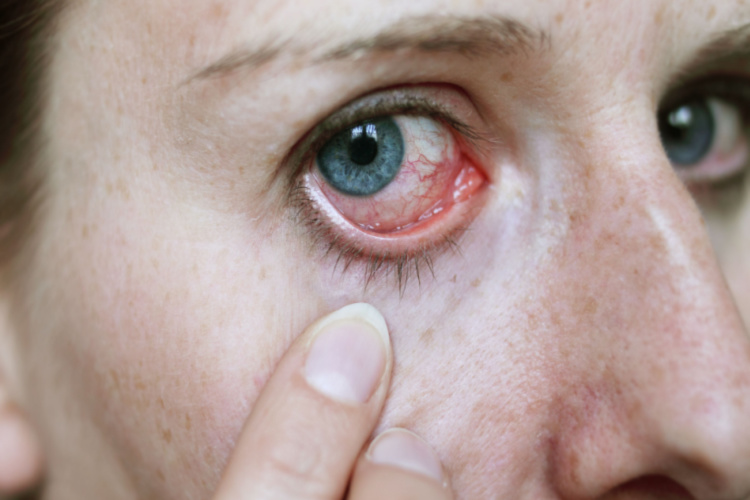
<box><xmin>312</xmin><ymin>115</ymin><xmax>485</xmax><ymax>234</ymax></box>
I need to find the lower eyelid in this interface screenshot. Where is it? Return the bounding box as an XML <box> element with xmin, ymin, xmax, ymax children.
<box><xmin>299</xmin><ymin>158</ymin><xmax>488</xmax><ymax>259</ymax></box>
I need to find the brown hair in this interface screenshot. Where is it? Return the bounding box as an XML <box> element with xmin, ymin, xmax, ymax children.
<box><xmin>0</xmin><ymin>0</ymin><xmax>60</xmax><ymax>268</ymax></box>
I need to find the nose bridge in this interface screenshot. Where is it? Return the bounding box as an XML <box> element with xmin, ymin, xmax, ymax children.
<box><xmin>550</xmin><ymin>135</ymin><xmax>750</xmax><ymax>499</ymax></box>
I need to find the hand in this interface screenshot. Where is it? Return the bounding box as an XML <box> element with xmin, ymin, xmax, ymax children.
<box><xmin>210</xmin><ymin>303</ymin><xmax>451</xmax><ymax>500</ymax></box>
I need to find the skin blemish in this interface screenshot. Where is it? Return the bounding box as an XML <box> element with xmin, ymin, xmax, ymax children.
<box><xmin>420</xmin><ymin>327</ymin><xmax>436</xmax><ymax>345</ymax></box>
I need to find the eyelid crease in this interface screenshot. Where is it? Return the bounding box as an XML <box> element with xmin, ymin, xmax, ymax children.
<box><xmin>660</xmin><ymin>76</ymin><xmax>750</xmax><ymax>111</ymax></box>
<box><xmin>282</xmin><ymin>87</ymin><xmax>494</xmax><ymax>196</ymax></box>
<box><xmin>663</xmin><ymin>23</ymin><xmax>750</xmax><ymax>100</ymax></box>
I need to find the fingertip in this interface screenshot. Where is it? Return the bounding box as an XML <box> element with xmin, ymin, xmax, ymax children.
<box><xmin>309</xmin><ymin>303</ymin><xmax>390</xmax><ymax>350</ymax></box>
<box><xmin>366</xmin><ymin>428</ymin><xmax>445</xmax><ymax>485</ymax></box>
<box><xmin>303</xmin><ymin>303</ymin><xmax>391</xmax><ymax>405</ymax></box>
<box><xmin>349</xmin><ymin>428</ymin><xmax>452</xmax><ymax>500</ymax></box>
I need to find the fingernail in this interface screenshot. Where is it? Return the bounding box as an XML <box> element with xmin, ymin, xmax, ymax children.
<box><xmin>367</xmin><ymin>428</ymin><xmax>444</xmax><ymax>483</ymax></box>
<box><xmin>304</xmin><ymin>303</ymin><xmax>389</xmax><ymax>404</ymax></box>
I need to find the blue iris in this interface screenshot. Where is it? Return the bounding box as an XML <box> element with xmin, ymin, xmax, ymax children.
<box><xmin>658</xmin><ymin>99</ymin><xmax>715</xmax><ymax>166</ymax></box>
<box><xmin>317</xmin><ymin>117</ymin><xmax>405</xmax><ymax>196</ymax></box>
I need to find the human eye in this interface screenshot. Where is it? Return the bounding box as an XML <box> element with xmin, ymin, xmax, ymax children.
<box><xmin>288</xmin><ymin>85</ymin><xmax>490</xmax><ymax>290</ymax></box>
<box><xmin>658</xmin><ymin>78</ymin><xmax>750</xmax><ymax>194</ymax></box>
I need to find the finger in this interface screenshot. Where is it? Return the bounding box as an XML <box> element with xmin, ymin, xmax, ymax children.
<box><xmin>348</xmin><ymin>428</ymin><xmax>452</xmax><ymax>500</ymax></box>
<box><xmin>212</xmin><ymin>303</ymin><xmax>392</xmax><ymax>500</ymax></box>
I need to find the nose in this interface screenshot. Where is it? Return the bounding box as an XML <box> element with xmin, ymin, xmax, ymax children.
<box><xmin>548</xmin><ymin>129</ymin><xmax>750</xmax><ymax>499</ymax></box>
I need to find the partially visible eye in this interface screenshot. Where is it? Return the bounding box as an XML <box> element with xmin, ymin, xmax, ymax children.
<box><xmin>658</xmin><ymin>84</ymin><xmax>750</xmax><ymax>184</ymax></box>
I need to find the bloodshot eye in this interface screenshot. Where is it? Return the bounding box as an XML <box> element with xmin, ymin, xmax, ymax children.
<box><xmin>307</xmin><ymin>114</ymin><xmax>486</xmax><ymax>237</ymax></box>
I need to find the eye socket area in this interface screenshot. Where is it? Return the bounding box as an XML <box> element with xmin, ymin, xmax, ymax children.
<box><xmin>302</xmin><ymin>112</ymin><xmax>487</xmax><ymax>253</ymax></box>
<box><xmin>658</xmin><ymin>83</ymin><xmax>750</xmax><ymax>185</ymax></box>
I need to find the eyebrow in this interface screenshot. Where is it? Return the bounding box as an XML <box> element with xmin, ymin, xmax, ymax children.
<box><xmin>192</xmin><ymin>14</ymin><xmax>549</xmax><ymax>80</ymax></box>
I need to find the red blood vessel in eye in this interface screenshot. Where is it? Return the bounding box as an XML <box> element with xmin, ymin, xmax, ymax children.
<box><xmin>311</xmin><ymin>115</ymin><xmax>486</xmax><ymax>237</ymax></box>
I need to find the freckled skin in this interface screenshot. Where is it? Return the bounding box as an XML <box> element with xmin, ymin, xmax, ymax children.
<box><xmin>6</xmin><ymin>0</ymin><xmax>750</xmax><ymax>499</ymax></box>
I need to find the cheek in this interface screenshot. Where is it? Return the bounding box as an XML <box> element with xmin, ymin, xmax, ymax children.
<box><xmin>19</xmin><ymin>183</ymin><xmax>331</xmax><ymax>498</ymax></box>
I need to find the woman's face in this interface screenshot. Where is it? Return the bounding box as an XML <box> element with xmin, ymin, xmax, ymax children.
<box><xmin>9</xmin><ymin>0</ymin><xmax>750</xmax><ymax>498</ymax></box>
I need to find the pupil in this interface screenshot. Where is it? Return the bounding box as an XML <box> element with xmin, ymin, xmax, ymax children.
<box><xmin>658</xmin><ymin>99</ymin><xmax>715</xmax><ymax>166</ymax></box>
<box><xmin>349</xmin><ymin>124</ymin><xmax>379</xmax><ymax>165</ymax></box>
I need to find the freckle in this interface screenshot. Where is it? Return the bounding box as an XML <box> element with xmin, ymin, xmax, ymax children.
<box><xmin>450</xmin><ymin>274</ymin><xmax>457</xmax><ymax>283</ymax></box>
<box><xmin>210</xmin><ymin>3</ymin><xmax>226</xmax><ymax>19</ymax></box>
<box><xmin>500</xmin><ymin>72</ymin><xmax>513</xmax><ymax>83</ymax></box>
<box><xmin>554</xmin><ymin>12</ymin><xmax>564</xmax><ymax>24</ymax></box>
<box><xmin>583</xmin><ymin>297</ymin><xmax>598</xmax><ymax>315</ymax></box>
<box><xmin>567</xmin><ymin>447</ymin><xmax>582</xmax><ymax>486</ymax></box>
<box><xmin>471</xmin><ymin>278</ymin><xmax>481</xmax><ymax>287</ymax></box>
<box><xmin>158</xmin><ymin>397</ymin><xmax>165</xmax><ymax>410</ymax></box>
<box><xmin>116</xmin><ymin>178</ymin><xmax>131</xmax><ymax>200</ymax></box>
<box><xmin>185</xmin><ymin>414</ymin><xmax>192</xmax><ymax>431</ymax></box>
<box><xmin>135</xmin><ymin>381</ymin><xmax>146</xmax><ymax>391</ymax></box>
<box><xmin>105</xmin><ymin>182</ymin><xmax>114</xmax><ymax>195</ymax></box>
<box><xmin>81</xmin><ymin>225</ymin><xmax>89</xmax><ymax>238</ymax></box>
<box><xmin>707</xmin><ymin>5</ymin><xmax>716</xmax><ymax>19</ymax></box>
<box><xmin>162</xmin><ymin>428</ymin><xmax>172</xmax><ymax>443</ymax></box>
<box><xmin>419</xmin><ymin>328</ymin><xmax>435</xmax><ymax>345</ymax></box>
<box><xmin>110</xmin><ymin>370</ymin><xmax>120</xmax><ymax>390</ymax></box>
<box><xmin>654</xmin><ymin>7</ymin><xmax>665</xmax><ymax>26</ymax></box>
<box><xmin>614</xmin><ymin>195</ymin><xmax>625</xmax><ymax>210</ymax></box>
<box><xmin>156</xmin><ymin>468</ymin><xmax>165</xmax><ymax>481</ymax></box>
<box><xmin>259</xmin><ymin>268</ymin><xmax>267</xmax><ymax>280</ymax></box>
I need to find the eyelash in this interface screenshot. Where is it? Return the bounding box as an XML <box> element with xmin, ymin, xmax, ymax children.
<box><xmin>286</xmin><ymin>92</ymin><xmax>488</xmax><ymax>294</ymax></box>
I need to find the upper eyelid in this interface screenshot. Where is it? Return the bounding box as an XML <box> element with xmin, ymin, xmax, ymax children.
<box><xmin>660</xmin><ymin>76</ymin><xmax>750</xmax><ymax>111</ymax></box>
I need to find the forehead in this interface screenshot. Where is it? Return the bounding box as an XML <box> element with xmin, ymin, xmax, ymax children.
<box><xmin>63</xmin><ymin>0</ymin><xmax>750</xmax><ymax>85</ymax></box>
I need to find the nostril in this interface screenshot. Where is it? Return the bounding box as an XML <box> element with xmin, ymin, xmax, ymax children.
<box><xmin>602</xmin><ymin>475</ymin><xmax>695</xmax><ymax>500</ymax></box>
